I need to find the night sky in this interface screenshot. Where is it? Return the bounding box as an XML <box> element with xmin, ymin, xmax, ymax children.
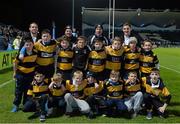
<box><xmin>0</xmin><ymin>0</ymin><xmax>179</xmax><ymax>37</ymax></box>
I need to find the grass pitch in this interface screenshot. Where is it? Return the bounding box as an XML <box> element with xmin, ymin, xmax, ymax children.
<box><xmin>0</xmin><ymin>47</ymin><xmax>180</xmax><ymax>123</ymax></box>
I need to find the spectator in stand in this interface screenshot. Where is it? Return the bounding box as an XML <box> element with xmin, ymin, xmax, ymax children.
<box><xmin>13</xmin><ymin>35</ymin><xmax>22</xmax><ymax>49</ymax></box>
<box><xmin>72</xmin><ymin>28</ymin><xmax>78</xmax><ymax>38</ymax></box>
<box><xmin>88</xmin><ymin>24</ymin><xmax>110</xmax><ymax>48</ymax></box>
<box><xmin>0</xmin><ymin>33</ymin><xmax>8</xmax><ymax>50</ymax></box>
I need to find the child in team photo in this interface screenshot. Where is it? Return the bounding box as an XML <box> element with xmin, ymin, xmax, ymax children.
<box><xmin>57</xmin><ymin>37</ymin><xmax>74</xmax><ymax>80</ymax></box>
<box><xmin>11</xmin><ymin>37</ymin><xmax>37</xmax><ymax>112</ymax></box>
<box><xmin>47</xmin><ymin>73</ymin><xmax>66</xmax><ymax>117</ymax></box>
<box><xmin>142</xmin><ymin>68</ymin><xmax>171</xmax><ymax>119</ymax></box>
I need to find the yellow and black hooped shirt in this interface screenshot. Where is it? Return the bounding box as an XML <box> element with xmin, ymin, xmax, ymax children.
<box><xmin>105</xmin><ymin>45</ymin><xmax>124</xmax><ymax>71</ymax></box>
<box><xmin>139</xmin><ymin>50</ymin><xmax>159</xmax><ymax>74</ymax></box>
<box><xmin>124</xmin><ymin>79</ymin><xmax>141</xmax><ymax>98</ymax></box>
<box><xmin>84</xmin><ymin>80</ymin><xmax>104</xmax><ymax>96</ymax></box>
<box><xmin>34</xmin><ymin>40</ymin><xmax>57</xmax><ymax>66</ymax></box>
<box><xmin>66</xmin><ymin>79</ymin><xmax>87</xmax><ymax>99</ymax></box>
<box><xmin>15</xmin><ymin>49</ymin><xmax>37</xmax><ymax>74</ymax></box>
<box><xmin>142</xmin><ymin>77</ymin><xmax>171</xmax><ymax>104</ymax></box>
<box><xmin>104</xmin><ymin>79</ymin><xmax>124</xmax><ymax>99</ymax></box>
<box><xmin>124</xmin><ymin>47</ymin><xmax>140</xmax><ymax>70</ymax></box>
<box><xmin>27</xmin><ymin>79</ymin><xmax>49</xmax><ymax>98</ymax></box>
<box><xmin>57</xmin><ymin>47</ymin><xmax>74</xmax><ymax>71</ymax></box>
<box><xmin>88</xmin><ymin>49</ymin><xmax>106</xmax><ymax>73</ymax></box>
<box><xmin>49</xmin><ymin>81</ymin><xmax>66</xmax><ymax>97</ymax></box>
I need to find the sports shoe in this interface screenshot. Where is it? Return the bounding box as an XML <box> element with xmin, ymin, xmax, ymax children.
<box><xmin>87</xmin><ymin>111</ymin><xmax>95</xmax><ymax>119</ymax></box>
<box><xmin>131</xmin><ymin>112</ymin><xmax>137</xmax><ymax>118</ymax></box>
<box><xmin>11</xmin><ymin>105</ymin><xmax>19</xmax><ymax>112</ymax></box>
<box><xmin>146</xmin><ymin>111</ymin><xmax>152</xmax><ymax>120</ymax></box>
<box><xmin>46</xmin><ymin>108</ymin><xmax>53</xmax><ymax>117</ymax></box>
<box><xmin>39</xmin><ymin>115</ymin><xmax>46</xmax><ymax>122</ymax></box>
<box><xmin>28</xmin><ymin>111</ymin><xmax>40</xmax><ymax>120</ymax></box>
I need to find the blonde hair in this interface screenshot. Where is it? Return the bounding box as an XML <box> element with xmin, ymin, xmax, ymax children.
<box><xmin>129</xmin><ymin>37</ymin><xmax>137</xmax><ymax>44</ymax></box>
<box><xmin>52</xmin><ymin>73</ymin><xmax>63</xmax><ymax>82</ymax></box>
<box><xmin>77</xmin><ymin>36</ymin><xmax>87</xmax><ymax>43</ymax></box>
<box><xmin>73</xmin><ymin>71</ymin><xmax>83</xmax><ymax>78</ymax></box>
<box><xmin>111</xmin><ymin>36</ymin><xmax>123</xmax><ymax>44</ymax></box>
<box><xmin>143</xmin><ymin>39</ymin><xmax>153</xmax><ymax>46</ymax></box>
<box><xmin>110</xmin><ymin>70</ymin><xmax>120</xmax><ymax>79</ymax></box>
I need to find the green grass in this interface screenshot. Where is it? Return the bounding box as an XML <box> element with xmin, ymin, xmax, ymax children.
<box><xmin>0</xmin><ymin>48</ymin><xmax>180</xmax><ymax>123</ymax></box>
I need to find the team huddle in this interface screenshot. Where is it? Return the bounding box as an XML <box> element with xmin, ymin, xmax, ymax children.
<box><xmin>11</xmin><ymin>23</ymin><xmax>171</xmax><ymax>122</ymax></box>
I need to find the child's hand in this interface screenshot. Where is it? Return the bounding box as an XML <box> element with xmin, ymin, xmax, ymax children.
<box><xmin>13</xmin><ymin>72</ymin><xmax>16</xmax><ymax>80</ymax></box>
<box><xmin>95</xmin><ymin>83</ymin><xmax>99</xmax><ymax>88</ymax></box>
<box><xmin>19</xmin><ymin>47</ymin><xmax>26</xmax><ymax>60</ymax></box>
<box><xmin>158</xmin><ymin>103</ymin><xmax>167</xmax><ymax>113</ymax></box>
<box><xmin>32</xmin><ymin>80</ymin><xmax>37</xmax><ymax>85</ymax></box>
<box><xmin>126</xmin><ymin>79</ymin><xmax>131</xmax><ymax>83</ymax></box>
<box><xmin>158</xmin><ymin>106</ymin><xmax>165</xmax><ymax>113</ymax></box>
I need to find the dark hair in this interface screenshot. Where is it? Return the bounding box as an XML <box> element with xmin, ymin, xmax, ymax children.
<box><xmin>95</xmin><ymin>24</ymin><xmax>103</xmax><ymax>30</ymax></box>
<box><xmin>65</xmin><ymin>25</ymin><xmax>72</xmax><ymax>30</ymax></box>
<box><xmin>41</xmin><ymin>29</ymin><xmax>51</xmax><ymax>35</ymax></box>
<box><xmin>18</xmin><ymin>35</ymin><xmax>33</xmax><ymax>52</ymax></box>
<box><xmin>151</xmin><ymin>68</ymin><xmax>160</xmax><ymax>72</ymax></box>
<box><xmin>123</xmin><ymin>22</ymin><xmax>131</xmax><ymax>28</ymax></box>
<box><xmin>29</xmin><ymin>22</ymin><xmax>38</xmax><ymax>28</ymax></box>
<box><xmin>86</xmin><ymin>71</ymin><xmax>96</xmax><ymax>78</ymax></box>
<box><xmin>24</xmin><ymin>37</ymin><xmax>33</xmax><ymax>43</ymax></box>
<box><xmin>93</xmin><ymin>37</ymin><xmax>103</xmax><ymax>43</ymax></box>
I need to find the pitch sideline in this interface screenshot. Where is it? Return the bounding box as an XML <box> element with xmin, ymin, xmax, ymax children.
<box><xmin>0</xmin><ymin>79</ymin><xmax>14</xmax><ymax>88</ymax></box>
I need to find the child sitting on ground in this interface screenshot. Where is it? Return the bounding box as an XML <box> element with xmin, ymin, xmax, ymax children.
<box><xmin>25</xmin><ymin>72</ymin><xmax>49</xmax><ymax>122</ymax></box>
<box><xmin>47</xmin><ymin>73</ymin><xmax>66</xmax><ymax>116</ymax></box>
<box><xmin>142</xmin><ymin>68</ymin><xmax>171</xmax><ymax>119</ymax></box>
<box><xmin>124</xmin><ymin>71</ymin><xmax>143</xmax><ymax>118</ymax></box>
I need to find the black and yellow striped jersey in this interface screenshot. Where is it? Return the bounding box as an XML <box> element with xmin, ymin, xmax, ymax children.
<box><xmin>104</xmin><ymin>79</ymin><xmax>124</xmax><ymax>99</ymax></box>
<box><xmin>88</xmin><ymin>49</ymin><xmax>106</xmax><ymax>72</ymax></box>
<box><xmin>57</xmin><ymin>47</ymin><xmax>73</xmax><ymax>70</ymax></box>
<box><xmin>27</xmin><ymin>79</ymin><xmax>49</xmax><ymax>98</ymax></box>
<box><xmin>124</xmin><ymin>47</ymin><xmax>140</xmax><ymax>70</ymax></box>
<box><xmin>124</xmin><ymin>79</ymin><xmax>141</xmax><ymax>97</ymax></box>
<box><xmin>84</xmin><ymin>80</ymin><xmax>104</xmax><ymax>96</ymax></box>
<box><xmin>105</xmin><ymin>45</ymin><xmax>124</xmax><ymax>71</ymax></box>
<box><xmin>142</xmin><ymin>77</ymin><xmax>171</xmax><ymax>104</ymax></box>
<box><xmin>66</xmin><ymin>79</ymin><xmax>87</xmax><ymax>99</ymax></box>
<box><xmin>15</xmin><ymin>48</ymin><xmax>37</xmax><ymax>74</ymax></box>
<box><xmin>49</xmin><ymin>81</ymin><xmax>66</xmax><ymax>97</ymax></box>
<box><xmin>139</xmin><ymin>50</ymin><xmax>159</xmax><ymax>74</ymax></box>
<box><xmin>34</xmin><ymin>40</ymin><xmax>57</xmax><ymax>66</ymax></box>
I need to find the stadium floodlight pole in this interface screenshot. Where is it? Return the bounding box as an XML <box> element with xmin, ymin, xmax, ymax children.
<box><xmin>52</xmin><ymin>21</ymin><xmax>56</xmax><ymax>39</ymax></box>
<box><xmin>108</xmin><ymin>0</ymin><xmax>111</xmax><ymax>39</ymax></box>
<box><xmin>112</xmin><ymin>0</ymin><xmax>115</xmax><ymax>39</ymax></box>
<box><xmin>72</xmin><ymin>0</ymin><xmax>75</xmax><ymax>29</ymax></box>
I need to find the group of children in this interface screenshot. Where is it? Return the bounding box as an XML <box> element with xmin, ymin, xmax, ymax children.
<box><xmin>11</xmin><ymin>28</ymin><xmax>171</xmax><ymax>122</ymax></box>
